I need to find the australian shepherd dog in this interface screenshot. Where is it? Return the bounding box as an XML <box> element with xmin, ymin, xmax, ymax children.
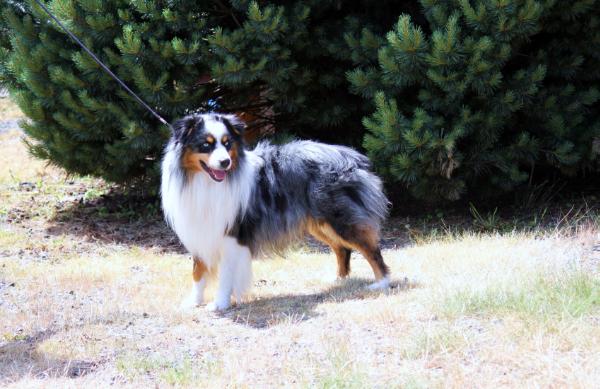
<box><xmin>161</xmin><ymin>113</ymin><xmax>391</xmax><ymax>311</ymax></box>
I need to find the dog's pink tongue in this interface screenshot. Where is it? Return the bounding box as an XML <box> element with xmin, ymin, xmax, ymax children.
<box><xmin>213</xmin><ymin>169</ymin><xmax>226</xmax><ymax>181</ymax></box>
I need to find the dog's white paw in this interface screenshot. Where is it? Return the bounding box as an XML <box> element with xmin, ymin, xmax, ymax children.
<box><xmin>179</xmin><ymin>294</ymin><xmax>202</xmax><ymax>311</ymax></box>
<box><xmin>368</xmin><ymin>276</ymin><xmax>390</xmax><ymax>291</ymax></box>
<box><xmin>206</xmin><ymin>300</ymin><xmax>230</xmax><ymax>312</ymax></box>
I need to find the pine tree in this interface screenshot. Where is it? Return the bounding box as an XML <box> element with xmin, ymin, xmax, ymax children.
<box><xmin>1</xmin><ymin>1</ymin><xmax>598</xmax><ymax>201</ymax></box>
<box><xmin>1</xmin><ymin>0</ymin><xmax>227</xmax><ymax>184</ymax></box>
<box><xmin>349</xmin><ymin>0</ymin><xmax>600</xmax><ymax>201</ymax></box>
<box><xmin>0</xmin><ymin>0</ymin><xmax>412</xmax><ymax>184</ymax></box>
<box><xmin>195</xmin><ymin>0</ymin><xmax>415</xmax><ymax>144</ymax></box>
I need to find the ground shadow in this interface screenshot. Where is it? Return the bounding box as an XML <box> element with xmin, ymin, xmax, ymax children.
<box><xmin>0</xmin><ymin>329</ymin><xmax>98</xmax><ymax>383</ymax></box>
<box><xmin>45</xmin><ymin>191</ymin><xmax>185</xmax><ymax>253</ymax></box>
<box><xmin>42</xmin><ymin>182</ymin><xmax>599</xmax><ymax>253</ymax></box>
<box><xmin>218</xmin><ymin>277</ymin><xmax>420</xmax><ymax>329</ymax></box>
<box><xmin>44</xmin><ymin>189</ymin><xmax>412</xmax><ymax>252</ymax></box>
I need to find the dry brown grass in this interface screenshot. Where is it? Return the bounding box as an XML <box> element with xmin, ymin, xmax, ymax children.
<box><xmin>0</xmin><ymin>95</ymin><xmax>24</xmax><ymax>122</ymax></box>
<box><xmin>0</xmin><ymin>116</ymin><xmax>599</xmax><ymax>388</ymax></box>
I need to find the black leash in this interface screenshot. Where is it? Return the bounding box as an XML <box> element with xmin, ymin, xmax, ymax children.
<box><xmin>33</xmin><ymin>0</ymin><xmax>172</xmax><ymax>129</ymax></box>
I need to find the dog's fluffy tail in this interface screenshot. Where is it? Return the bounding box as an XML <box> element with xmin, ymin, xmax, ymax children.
<box><xmin>352</xmin><ymin>168</ymin><xmax>389</xmax><ymax>227</ymax></box>
<box><xmin>330</xmin><ymin>144</ymin><xmax>389</xmax><ymax>228</ymax></box>
<box><xmin>309</xmin><ymin>144</ymin><xmax>390</xmax><ymax>230</ymax></box>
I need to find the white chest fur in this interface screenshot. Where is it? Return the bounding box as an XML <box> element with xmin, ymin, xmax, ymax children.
<box><xmin>160</xmin><ymin>143</ymin><xmax>259</xmax><ymax>268</ymax></box>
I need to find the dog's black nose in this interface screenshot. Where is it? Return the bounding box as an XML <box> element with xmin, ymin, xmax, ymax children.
<box><xmin>220</xmin><ymin>158</ymin><xmax>231</xmax><ymax>169</ymax></box>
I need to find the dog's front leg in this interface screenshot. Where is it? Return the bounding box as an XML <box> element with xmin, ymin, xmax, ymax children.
<box><xmin>180</xmin><ymin>257</ymin><xmax>208</xmax><ymax>310</ymax></box>
<box><xmin>207</xmin><ymin>237</ymin><xmax>252</xmax><ymax>311</ymax></box>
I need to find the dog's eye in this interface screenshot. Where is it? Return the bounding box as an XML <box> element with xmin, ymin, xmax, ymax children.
<box><xmin>202</xmin><ymin>142</ymin><xmax>210</xmax><ymax>148</ymax></box>
<box><xmin>223</xmin><ymin>141</ymin><xmax>230</xmax><ymax>148</ymax></box>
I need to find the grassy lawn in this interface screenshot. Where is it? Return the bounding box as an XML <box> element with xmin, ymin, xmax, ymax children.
<box><xmin>1</xmin><ymin>97</ymin><xmax>599</xmax><ymax>388</ymax></box>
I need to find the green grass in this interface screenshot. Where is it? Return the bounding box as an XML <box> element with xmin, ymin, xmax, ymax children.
<box><xmin>307</xmin><ymin>343</ymin><xmax>371</xmax><ymax>389</ymax></box>
<box><xmin>115</xmin><ymin>353</ymin><xmax>224</xmax><ymax>386</ymax></box>
<box><xmin>441</xmin><ymin>271</ymin><xmax>600</xmax><ymax>320</ymax></box>
<box><xmin>399</xmin><ymin>324</ymin><xmax>467</xmax><ymax>360</ymax></box>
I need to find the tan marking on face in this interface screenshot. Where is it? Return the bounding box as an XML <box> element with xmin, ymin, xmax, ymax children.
<box><xmin>228</xmin><ymin>142</ymin><xmax>239</xmax><ymax>170</ymax></box>
<box><xmin>206</xmin><ymin>135</ymin><xmax>215</xmax><ymax>144</ymax></box>
<box><xmin>182</xmin><ymin>148</ymin><xmax>209</xmax><ymax>173</ymax></box>
<box><xmin>192</xmin><ymin>257</ymin><xmax>208</xmax><ymax>282</ymax></box>
<box><xmin>222</xmin><ymin>135</ymin><xmax>229</xmax><ymax>144</ymax></box>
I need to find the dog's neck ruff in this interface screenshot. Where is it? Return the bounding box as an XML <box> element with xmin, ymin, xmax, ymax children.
<box><xmin>161</xmin><ymin>141</ymin><xmax>261</xmax><ymax>268</ymax></box>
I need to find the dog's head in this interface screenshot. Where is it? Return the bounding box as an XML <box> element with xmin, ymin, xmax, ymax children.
<box><xmin>171</xmin><ymin>113</ymin><xmax>245</xmax><ymax>182</ymax></box>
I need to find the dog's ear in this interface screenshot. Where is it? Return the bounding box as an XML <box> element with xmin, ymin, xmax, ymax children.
<box><xmin>220</xmin><ymin>114</ymin><xmax>246</xmax><ymax>137</ymax></box>
<box><xmin>171</xmin><ymin>115</ymin><xmax>203</xmax><ymax>141</ymax></box>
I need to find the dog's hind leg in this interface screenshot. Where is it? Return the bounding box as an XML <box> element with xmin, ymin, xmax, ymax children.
<box><xmin>180</xmin><ymin>257</ymin><xmax>208</xmax><ymax>310</ymax></box>
<box><xmin>333</xmin><ymin>247</ymin><xmax>352</xmax><ymax>278</ymax></box>
<box><xmin>347</xmin><ymin>223</ymin><xmax>390</xmax><ymax>290</ymax></box>
<box><xmin>207</xmin><ymin>237</ymin><xmax>252</xmax><ymax>311</ymax></box>
<box><xmin>308</xmin><ymin>220</ymin><xmax>353</xmax><ymax>279</ymax></box>
<box><xmin>317</xmin><ymin>220</ymin><xmax>390</xmax><ymax>289</ymax></box>
<box><xmin>362</xmin><ymin>248</ymin><xmax>390</xmax><ymax>290</ymax></box>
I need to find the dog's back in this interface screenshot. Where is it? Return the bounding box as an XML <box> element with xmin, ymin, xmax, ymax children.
<box><xmin>230</xmin><ymin>140</ymin><xmax>389</xmax><ymax>283</ymax></box>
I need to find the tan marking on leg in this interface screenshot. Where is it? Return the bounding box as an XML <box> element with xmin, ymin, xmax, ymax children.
<box><xmin>309</xmin><ymin>219</ymin><xmax>388</xmax><ymax>281</ymax></box>
<box><xmin>307</xmin><ymin>218</ymin><xmax>352</xmax><ymax>278</ymax></box>
<box><xmin>352</xmin><ymin>223</ymin><xmax>380</xmax><ymax>248</ymax></box>
<box><xmin>349</xmin><ymin>224</ymin><xmax>388</xmax><ymax>281</ymax></box>
<box><xmin>192</xmin><ymin>257</ymin><xmax>208</xmax><ymax>282</ymax></box>
<box><xmin>332</xmin><ymin>246</ymin><xmax>351</xmax><ymax>278</ymax></box>
<box><xmin>356</xmin><ymin>246</ymin><xmax>387</xmax><ymax>280</ymax></box>
<box><xmin>307</xmin><ymin>218</ymin><xmax>346</xmax><ymax>246</ymax></box>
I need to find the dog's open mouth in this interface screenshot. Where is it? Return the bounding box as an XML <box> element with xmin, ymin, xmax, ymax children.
<box><xmin>200</xmin><ymin>161</ymin><xmax>227</xmax><ymax>182</ymax></box>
